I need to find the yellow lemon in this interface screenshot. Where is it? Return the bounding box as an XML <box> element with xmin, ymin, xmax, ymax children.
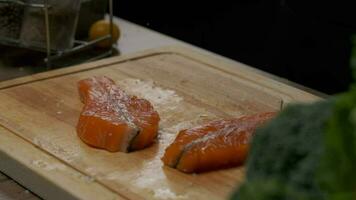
<box><xmin>89</xmin><ymin>20</ymin><xmax>120</xmax><ymax>48</ymax></box>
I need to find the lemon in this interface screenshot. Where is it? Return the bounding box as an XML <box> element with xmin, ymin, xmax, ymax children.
<box><xmin>89</xmin><ymin>20</ymin><xmax>120</xmax><ymax>48</ymax></box>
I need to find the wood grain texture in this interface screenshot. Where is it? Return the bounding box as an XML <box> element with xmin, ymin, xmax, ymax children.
<box><xmin>0</xmin><ymin>126</ymin><xmax>122</xmax><ymax>200</ymax></box>
<box><xmin>0</xmin><ymin>46</ymin><xmax>321</xmax><ymax>200</ymax></box>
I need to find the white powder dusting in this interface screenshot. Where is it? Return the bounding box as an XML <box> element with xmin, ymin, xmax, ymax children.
<box><xmin>157</xmin><ymin>131</ymin><xmax>177</xmax><ymax>150</ymax></box>
<box><xmin>103</xmin><ymin>171</ymin><xmax>124</xmax><ymax>181</ymax></box>
<box><xmin>198</xmin><ymin>114</ymin><xmax>209</xmax><ymax>118</ymax></box>
<box><xmin>130</xmin><ymin>129</ymin><xmax>190</xmax><ymax>200</ymax></box>
<box><xmin>133</xmin><ymin>159</ymin><xmax>164</xmax><ymax>188</ymax></box>
<box><xmin>85</xmin><ymin>167</ymin><xmax>99</xmax><ymax>176</ymax></box>
<box><xmin>31</xmin><ymin>160</ymin><xmax>95</xmax><ymax>183</ymax></box>
<box><xmin>31</xmin><ymin>160</ymin><xmax>67</xmax><ymax>171</ymax></box>
<box><xmin>132</xmin><ymin>159</ymin><xmax>189</xmax><ymax>200</ymax></box>
<box><xmin>32</xmin><ymin>136</ymin><xmax>80</xmax><ymax>163</ymax></box>
<box><xmin>117</xmin><ymin>78</ymin><xmax>216</xmax><ymax>127</ymax></box>
<box><xmin>154</xmin><ymin>189</ymin><xmax>187</xmax><ymax>200</ymax></box>
<box><xmin>81</xmin><ymin>175</ymin><xmax>95</xmax><ymax>183</ymax></box>
<box><xmin>33</xmin><ymin>137</ymin><xmax>40</xmax><ymax>146</ymax></box>
<box><xmin>162</xmin><ymin>121</ymin><xmax>194</xmax><ymax>134</ymax></box>
<box><xmin>117</xmin><ymin>79</ymin><xmax>183</xmax><ymax>110</ymax></box>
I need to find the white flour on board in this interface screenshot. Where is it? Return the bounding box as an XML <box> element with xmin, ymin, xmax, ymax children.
<box><xmin>117</xmin><ymin>78</ymin><xmax>216</xmax><ymax>125</ymax></box>
<box><xmin>31</xmin><ymin>159</ymin><xmax>95</xmax><ymax>183</ymax></box>
<box><xmin>154</xmin><ymin>188</ymin><xmax>187</xmax><ymax>200</ymax></box>
<box><xmin>133</xmin><ymin>160</ymin><xmax>163</xmax><ymax>188</ymax></box>
<box><xmin>31</xmin><ymin>159</ymin><xmax>67</xmax><ymax>171</ymax></box>
<box><xmin>162</xmin><ymin>121</ymin><xmax>194</xmax><ymax>135</ymax></box>
<box><xmin>85</xmin><ymin>167</ymin><xmax>99</xmax><ymax>176</ymax></box>
<box><xmin>33</xmin><ymin>135</ymin><xmax>80</xmax><ymax>163</ymax></box>
<box><xmin>117</xmin><ymin>79</ymin><xmax>183</xmax><ymax>111</ymax></box>
<box><xmin>103</xmin><ymin>171</ymin><xmax>124</xmax><ymax>181</ymax></box>
<box><xmin>129</xmin><ymin>130</ymin><xmax>189</xmax><ymax>200</ymax></box>
<box><xmin>131</xmin><ymin>158</ymin><xmax>188</xmax><ymax>200</ymax></box>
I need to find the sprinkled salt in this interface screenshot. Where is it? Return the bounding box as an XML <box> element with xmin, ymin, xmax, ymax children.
<box><xmin>153</xmin><ymin>189</ymin><xmax>188</xmax><ymax>200</ymax></box>
<box><xmin>117</xmin><ymin>79</ymin><xmax>183</xmax><ymax>108</ymax></box>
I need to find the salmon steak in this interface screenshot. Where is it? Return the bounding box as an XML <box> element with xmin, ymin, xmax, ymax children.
<box><xmin>76</xmin><ymin>76</ymin><xmax>160</xmax><ymax>152</ymax></box>
<box><xmin>162</xmin><ymin>112</ymin><xmax>276</xmax><ymax>173</ymax></box>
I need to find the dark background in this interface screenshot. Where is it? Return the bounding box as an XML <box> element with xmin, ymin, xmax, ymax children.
<box><xmin>114</xmin><ymin>0</ymin><xmax>356</xmax><ymax>94</ymax></box>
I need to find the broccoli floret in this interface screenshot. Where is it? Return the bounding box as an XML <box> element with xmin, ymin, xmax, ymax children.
<box><xmin>318</xmin><ymin>87</ymin><xmax>356</xmax><ymax>200</ymax></box>
<box><xmin>233</xmin><ymin>179</ymin><xmax>311</xmax><ymax>200</ymax></box>
<box><xmin>232</xmin><ymin>88</ymin><xmax>356</xmax><ymax>200</ymax></box>
<box><xmin>231</xmin><ymin>100</ymin><xmax>334</xmax><ymax>200</ymax></box>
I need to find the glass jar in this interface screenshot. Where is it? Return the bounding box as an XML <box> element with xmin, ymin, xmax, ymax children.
<box><xmin>20</xmin><ymin>0</ymin><xmax>81</xmax><ymax>51</ymax></box>
<box><xmin>0</xmin><ymin>2</ymin><xmax>24</xmax><ymax>42</ymax></box>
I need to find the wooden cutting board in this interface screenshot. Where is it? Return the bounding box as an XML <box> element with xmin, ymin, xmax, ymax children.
<box><xmin>0</xmin><ymin>46</ymin><xmax>320</xmax><ymax>200</ymax></box>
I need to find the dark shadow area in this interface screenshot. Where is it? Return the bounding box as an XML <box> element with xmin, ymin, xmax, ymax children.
<box><xmin>115</xmin><ymin>0</ymin><xmax>356</xmax><ymax>94</ymax></box>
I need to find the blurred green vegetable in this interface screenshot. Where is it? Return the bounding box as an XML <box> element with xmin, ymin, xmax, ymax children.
<box><xmin>231</xmin><ymin>89</ymin><xmax>356</xmax><ymax>200</ymax></box>
<box><xmin>231</xmin><ymin>101</ymin><xmax>333</xmax><ymax>200</ymax></box>
<box><xmin>318</xmin><ymin>86</ymin><xmax>356</xmax><ymax>200</ymax></box>
<box><xmin>350</xmin><ymin>35</ymin><xmax>356</xmax><ymax>79</ymax></box>
<box><xmin>232</xmin><ymin>35</ymin><xmax>356</xmax><ymax>200</ymax></box>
